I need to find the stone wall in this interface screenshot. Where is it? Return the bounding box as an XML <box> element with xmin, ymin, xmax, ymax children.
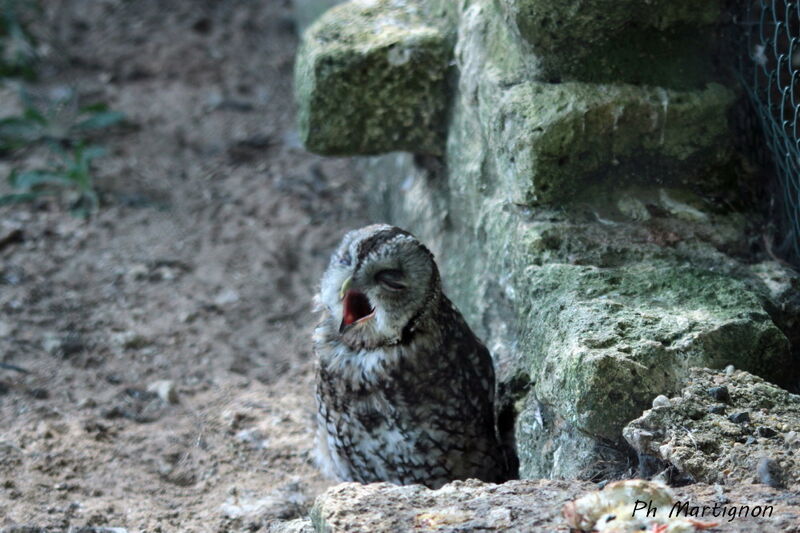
<box><xmin>294</xmin><ymin>0</ymin><xmax>800</xmax><ymax>479</ymax></box>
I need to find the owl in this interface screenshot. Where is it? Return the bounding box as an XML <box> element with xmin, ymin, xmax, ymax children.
<box><xmin>312</xmin><ymin>224</ymin><xmax>511</xmax><ymax>489</ymax></box>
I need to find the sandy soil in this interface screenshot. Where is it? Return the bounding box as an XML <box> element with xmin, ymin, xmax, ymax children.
<box><xmin>0</xmin><ymin>1</ymin><xmax>367</xmax><ymax>530</ymax></box>
<box><xmin>3</xmin><ymin>3</ymin><xmax>800</xmax><ymax>533</ymax></box>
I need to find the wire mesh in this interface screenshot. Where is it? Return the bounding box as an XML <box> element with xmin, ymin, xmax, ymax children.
<box><xmin>737</xmin><ymin>0</ymin><xmax>800</xmax><ymax>263</ymax></box>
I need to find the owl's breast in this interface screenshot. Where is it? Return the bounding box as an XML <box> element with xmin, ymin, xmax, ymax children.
<box><xmin>316</xmin><ymin>371</ymin><xmax>460</xmax><ymax>485</ymax></box>
<box><xmin>314</xmin><ymin>317</ymin><xmax>409</xmax><ymax>387</ymax></box>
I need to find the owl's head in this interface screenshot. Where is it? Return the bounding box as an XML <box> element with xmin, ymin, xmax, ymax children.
<box><xmin>320</xmin><ymin>224</ymin><xmax>439</xmax><ymax>346</ymax></box>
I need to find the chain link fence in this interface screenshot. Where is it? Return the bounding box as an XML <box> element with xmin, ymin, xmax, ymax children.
<box><xmin>736</xmin><ymin>0</ymin><xmax>800</xmax><ymax>264</ymax></box>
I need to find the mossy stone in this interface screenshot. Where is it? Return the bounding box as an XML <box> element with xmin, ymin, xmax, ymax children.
<box><xmin>489</xmin><ymin>82</ymin><xmax>735</xmax><ymax>205</ymax></box>
<box><xmin>500</xmin><ymin>0</ymin><xmax>722</xmax><ymax>88</ymax></box>
<box><xmin>295</xmin><ymin>0</ymin><xmax>452</xmax><ymax>156</ymax></box>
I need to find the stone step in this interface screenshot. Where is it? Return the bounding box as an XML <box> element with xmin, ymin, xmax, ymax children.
<box><xmin>500</xmin><ymin>0</ymin><xmax>723</xmax><ymax>88</ymax></box>
<box><xmin>489</xmin><ymin>82</ymin><xmax>735</xmax><ymax>205</ymax></box>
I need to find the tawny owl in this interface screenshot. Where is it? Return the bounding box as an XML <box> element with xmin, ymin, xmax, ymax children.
<box><xmin>313</xmin><ymin>224</ymin><xmax>511</xmax><ymax>489</ymax></box>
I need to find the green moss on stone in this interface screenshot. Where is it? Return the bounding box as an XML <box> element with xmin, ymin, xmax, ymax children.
<box><xmin>295</xmin><ymin>0</ymin><xmax>452</xmax><ymax>155</ymax></box>
<box><xmin>362</xmin><ymin>151</ymin><xmax>792</xmax><ymax>479</ymax></box>
<box><xmin>515</xmin><ymin>262</ymin><xmax>790</xmax><ymax>441</ymax></box>
<box><xmin>489</xmin><ymin>82</ymin><xmax>735</xmax><ymax>205</ymax></box>
<box><xmin>500</xmin><ymin>0</ymin><xmax>722</xmax><ymax>87</ymax></box>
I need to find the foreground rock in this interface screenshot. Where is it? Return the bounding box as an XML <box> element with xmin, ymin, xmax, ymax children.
<box><xmin>564</xmin><ymin>479</ymin><xmax>755</xmax><ymax>532</ymax></box>
<box><xmin>311</xmin><ymin>480</ymin><xmax>594</xmax><ymax>532</ymax></box>
<box><xmin>624</xmin><ymin>368</ymin><xmax>800</xmax><ymax>488</ymax></box>
<box><xmin>308</xmin><ymin>479</ymin><xmax>800</xmax><ymax>532</ymax></box>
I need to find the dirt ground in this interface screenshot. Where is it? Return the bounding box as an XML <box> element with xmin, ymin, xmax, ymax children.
<box><xmin>0</xmin><ymin>1</ymin><xmax>367</xmax><ymax>530</ymax></box>
<box><xmin>3</xmin><ymin>2</ymin><xmax>800</xmax><ymax>533</ymax></box>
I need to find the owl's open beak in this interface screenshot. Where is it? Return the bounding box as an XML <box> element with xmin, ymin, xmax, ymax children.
<box><xmin>339</xmin><ymin>277</ymin><xmax>352</xmax><ymax>300</ymax></box>
<box><xmin>339</xmin><ymin>284</ymin><xmax>374</xmax><ymax>333</ymax></box>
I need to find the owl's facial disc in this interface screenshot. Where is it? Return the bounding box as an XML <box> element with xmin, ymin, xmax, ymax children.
<box><xmin>340</xmin><ymin>289</ymin><xmax>374</xmax><ymax>332</ymax></box>
<box><xmin>322</xmin><ymin>225</ymin><xmax>437</xmax><ymax>346</ymax></box>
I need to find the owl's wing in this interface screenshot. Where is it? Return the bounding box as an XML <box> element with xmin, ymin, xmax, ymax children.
<box><xmin>440</xmin><ymin>298</ymin><xmax>496</xmax><ymax>407</ymax></box>
<box><xmin>437</xmin><ymin>299</ymin><xmax>517</xmax><ymax>481</ymax></box>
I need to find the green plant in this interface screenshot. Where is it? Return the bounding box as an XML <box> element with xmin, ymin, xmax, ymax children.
<box><xmin>0</xmin><ymin>88</ymin><xmax>126</xmax><ymax>216</ymax></box>
<box><xmin>0</xmin><ymin>93</ymin><xmax>125</xmax><ymax>153</ymax></box>
<box><xmin>0</xmin><ymin>3</ymin><xmax>125</xmax><ymax>218</ymax></box>
<box><xmin>0</xmin><ymin>143</ymin><xmax>106</xmax><ymax>216</ymax></box>
<box><xmin>0</xmin><ymin>0</ymin><xmax>38</xmax><ymax>79</ymax></box>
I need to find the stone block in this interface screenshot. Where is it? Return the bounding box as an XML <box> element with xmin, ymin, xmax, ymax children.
<box><xmin>295</xmin><ymin>0</ymin><xmax>452</xmax><ymax>156</ymax></box>
<box><xmin>500</xmin><ymin>0</ymin><xmax>722</xmax><ymax>87</ymax></box>
<box><xmin>515</xmin><ymin>262</ymin><xmax>790</xmax><ymax>446</ymax></box>
<box><xmin>489</xmin><ymin>82</ymin><xmax>735</xmax><ymax>205</ymax></box>
<box><xmin>624</xmin><ymin>368</ymin><xmax>800</xmax><ymax>486</ymax></box>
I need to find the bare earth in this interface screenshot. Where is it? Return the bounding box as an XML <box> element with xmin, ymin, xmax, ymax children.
<box><xmin>0</xmin><ymin>1</ymin><xmax>366</xmax><ymax>530</ymax></box>
<box><xmin>3</xmin><ymin>2</ymin><xmax>800</xmax><ymax>533</ymax></box>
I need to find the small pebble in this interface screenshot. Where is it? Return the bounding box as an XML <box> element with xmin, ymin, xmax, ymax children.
<box><xmin>707</xmin><ymin>386</ymin><xmax>730</xmax><ymax>403</ymax></box>
<box><xmin>235</xmin><ymin>428</ymin><xmax>269</xmax><ymax>450</ymax></box>
<box><xmin>757</xmin><ymin>426</ymin><xmax>777</xmax><ymax>438</ymax></box>
<box><xmin>28</xmin><ymin>387</ymin><xmax>49</xmax><ymax>400</ymax></box>
<box><xmin>724</xmin><ymin>364</ymin><xmax>735</xmax><ymax>376</ymax></box>
<box><xmin>42</xmin><ymin>332</ymin><xmax>84</xmax><ymax>357</ymax></box>
<box><xmin>180</xmin><ymin>310</ymin><xmax>199</xmax><ymax>324</ymax></box>
<box><xmin>111</xmin><ymin>331</ymin><xmax>150</xmax><ymax>350</ymax></box>
<box><xmin>127</xmin><ymin>264</ymin><xmax>149</xmax><ymax>281</ymax></box>
<box><xmin>651</xmin><ymin>395</ymin><xmax>670</xmax><ymax>408</ymax></box>
<box><xmin>485</xmin><ymin>507</ymin><xmax>513</xmax><ymax>529</ymax></box>
<box><xmin>757</xmin><ymin>457</ymin><xmax>785</xmax><ymax>488</ymax></box>
<box><xmin>147</xmin><ymin>380</ymin><xmax>179</xmax><ymax>404</ymax></box>
<box><xmin>707</xmin><ymin>404</ymin><xmax>726</xmax><ymax>415</ymax></box>
<box><xmin>744</xmin><ymin>436</ymin><xmax>756</xmax><ymax>445</ymax></box>
<box><xmin>214</xmin><ymin>288</ymin><xmax>240</xmax><ymax>306</ymax></box>
<box><xmin>0</xmin><ymin>362</ymin><xmax>28</xmax><ymax>374</ymax></box>
<box><xmin>728</xmin><ymin>412</ymin><xmax>750</xmax><ymax>424</ymax></box>
<box><xmin>0</xmin><ymin>266</ymin><xmax>25</xmax><ymax>285</ymax></box>
<box><xmin>77</xmin><ymin>397</ymin><xmax>97</xmax><ymax>409</ymax></box>
<box><xmin>42</xmin><ymin>334</ymin><xmax>63</xmax><ymax>355</ymax></box>
<box><xmin>60</xmin><ymin>332</ymin><xmax>85</xmax><ymax>356</ymax></box>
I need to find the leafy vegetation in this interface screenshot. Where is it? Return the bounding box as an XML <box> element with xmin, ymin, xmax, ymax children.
<box><xmin>0</xmin><ymin>0</ymin><xmax>38</xmax><ymax>79</ymax></box>
<box><xmin>1</xmin><ymin>144</ymin><xmax>107</xmax><ymax>216</ymax></box>
<box><xmin>0</xmin><ymin>94</ymin><xmax>125</xmax><ymax>153</ymax></box>
<box><xmin>0</xmin><ymin>3</ymin><xmax>126</xmax><ymax>217</ymax></box>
